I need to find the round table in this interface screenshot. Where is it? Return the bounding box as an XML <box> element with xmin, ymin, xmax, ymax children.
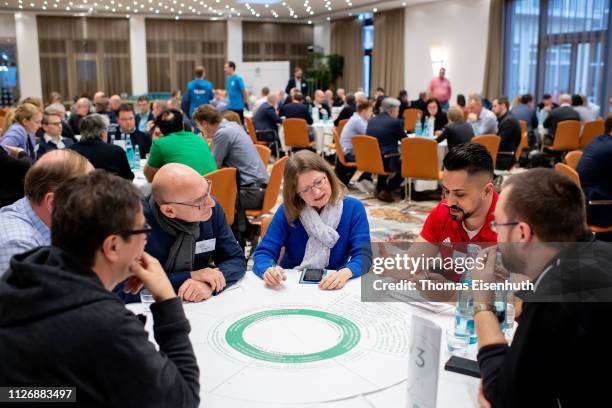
<box><xmin>127</xmin><ymin>271</ymin><xmax>480</xmax><ymax>407</ymax></box>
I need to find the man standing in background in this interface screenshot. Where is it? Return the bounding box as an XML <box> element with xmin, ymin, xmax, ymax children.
<box><xmin>285</xmin><ymin>66</ymin><xmax>308</xmax><ymax>97</ymax></box>
<box><xmin>224</xmin><ymin>61</ymin><xmax>248</xmax><ymax>124</ymax></box>
<box><xmin>428</xmin><ymin>67</ymin><xmax>452</xmax><ymax>111</ymax></box>
<box><xmin>182</xmin><ymin>66</ymin><xmax>214</xmax><ymax>117</ymax></box>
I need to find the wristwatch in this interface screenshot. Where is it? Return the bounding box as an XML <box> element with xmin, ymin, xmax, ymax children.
<box><xmin>473</xmin><ymin>303</ymin><xmax>496</xmax><ymax>316</ymax></box>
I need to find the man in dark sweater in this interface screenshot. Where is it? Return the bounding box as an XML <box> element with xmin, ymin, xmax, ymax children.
<box><xmin>0</xmin><ymin>170</ymin><xmax>200</xmax><ymax>407</ymax></box>
<box><xmin>474</xmin><ymin>168</ymin><xmax>612</xmax><ymax>408</ymax></box>
<box><xmin>542</xmin><ymin>93</ymin><xmax>580</xmax><ymax>144</ymax></box>
<box><xmin>279</xmin><ymin>92</ymin><xmax>313</xmax><ymax>124</ymax></box>
<box><xmin>116</xmin><ymin>163</ymin><xmax>246</xmax><ymax>304</ymax></box>
<box><xmin>111</xmin><ymin>103</ymin><xmax>153</xmax><ymax>156</ymax></box>
<box><xmin>492</xmin><ymin>96</ymin><xmax>522</xmax><ymax>170</ymax></box>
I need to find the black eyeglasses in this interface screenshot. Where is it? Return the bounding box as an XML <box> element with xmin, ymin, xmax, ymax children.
<box><xmin>115</xmin><ymin>223</ymin><xmax>152</xmax><ymax>238</ymax></box>
<box><xmin>489</xmin><ymin>221</ymin><xmax>519</xmax><ymax>232</ymax></box>
<box><xmin>162</xmin><ymin>179</ymin><xmax>213</xmax><ymax>210</ymax></box>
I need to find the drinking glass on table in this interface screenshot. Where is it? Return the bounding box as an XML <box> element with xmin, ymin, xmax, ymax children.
<box><xmin>446</xmin><ymin>327</ymin><xmax>469</xmax><ymax>355</ymax></box>
<box><xmin>140</xmin><ymin>288</ymin><xmax>155</xmax><ymax>312</ymax></box>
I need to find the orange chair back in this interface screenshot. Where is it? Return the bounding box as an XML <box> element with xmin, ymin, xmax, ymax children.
<box><xmin>260</xmin><ymin>215</ymin><xmax>273</xmax><ymax>240</ymax></box>
<box><xmin>246</xmin><ymin>156</ymin><xmax>288</xmax><ymax>217</ymax></box>
<box><xmin>255</xmin><ymin>144</ymin><xmax>271</xmax><ymax>166</ymax></box>
<box><xmin>400</xmin><ymin>138</ymin><xmax>440</xmax><ymax>180</ymax></box>
<box><xmin>564</xmin><ymin>150</ymin><xmax>583</xmax><ymax>170</ymax></box>
<box><xmin>554</xmin><ymin>163</ymin><xmax>581</xmax><ymax>187</ymax></box>
<box><xmin>207</xmin><ymin>167</ymin><xmax>237</xmax><ymax>225</ymax></box>
<box><xmin>403</xmin><ymin>108</ymin><xmax>421</xmax><ymax>132</ymax></box>
<box><xmin>518</xmin><ymin>120</ymin><xmax>527</xmax><ymax>138</ymax></box>
<box><xmin>352</xmin><ymin>135</ymin><xmax>390</xmax><ymax>175</ymax></box>
<box><xmin>244</xmin><ymin>117</ymin><xmax>258</xmax><ymax>144</ymax></box>
<box><xmin>283</xmin><ymin>118</ymin><xmax>311</xmax><ymax>148</ymax></box>
<box><xmin>333</xmin><ymin>128</ymin><xmax>355</xmax><ymax>167</ymax></box>
<box><xmin>472</xmin><ymin>134</ymin><xmax>501</xmax><ymax>167</ymax></box>
<box><xmin>515</xmin><ymin>132</ymin><xmax>529</xmax><ymax>162</ymax></box>
<box><xmin>337</xmin><ymin>119</ymin><xmax>349</xmax><ymax>138</ymax></box>
<box><xmin>550</xmin><ymin>120</ymin><xmax>580</xmax><ymax>151</ymax></box>
<box><xmin>580</xmin><ymin>120</ymin><xmax>604</xmax><ymax>149</ymax></box>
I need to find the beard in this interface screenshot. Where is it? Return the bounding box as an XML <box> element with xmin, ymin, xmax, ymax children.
<box><xmin>448</xmin><ymin>205</ymin><xmax>475</xmax><ymax>222</ymax></box>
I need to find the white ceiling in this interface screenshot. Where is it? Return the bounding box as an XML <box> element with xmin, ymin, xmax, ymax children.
<box><xmin>0</xmin><ymin>0</ymin><xmax>435</xmax><ymax>22</ymax></box>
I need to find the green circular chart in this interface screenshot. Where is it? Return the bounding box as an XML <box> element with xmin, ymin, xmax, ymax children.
<box><xmin>225</xmin><ymin>308</ymin><xmax>361</xmax><ymax>363</ymax></box>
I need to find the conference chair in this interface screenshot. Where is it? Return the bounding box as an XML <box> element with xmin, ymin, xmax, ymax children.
<box><xmin>337</xmin><ymin>119</ymin><xmax>349</xmax><ymax>139</ymax></box>
<box><xmin>255</xmin><ymin>144</ymin><xmax>272</xmax><ymax>167</ymax></box>
<box><xmin>554</xmin><ymin>163</ymin><xmax>581</xmax><ymax>187</ymax></box>
<box><xmin>206</xmin><ymin>167</ymin><xmax>237</xmax><ymax>225</ymax></box>
<box><xmin>352</xmin><ymin>135</ymin><xmax>393</xmax><ymax>198</ymax></box>
<box><xmin>283</xmin><ymin>118</ymin><xmax>315</xmax><ymax>152</ymax></box>
<box><xmin>332</xmin><ymin>128</ymin><xmax>356</xmax><ymax>168</ymax></box>
<box><xmin>245</xmin><ymin>156</ymin><xmax>288</xmax><ymax>218</ymax></box>
<box><xmin>580</xmin><ymin>120</ymin><xmax>605</xmax><ymax>149</ymax></box>
<box><xmin>514</xmin><ymin>131</ymin><xmax>529</xmax><ymax>164</ymax></box>
<box><xmin>564</xmin><ymin>150</ymin><xmax>583</xmax><ymax>170</ymax></box>
<box><xmin>545</xmin><ymin>120</ymin><xmax>581</xmax><ymax>152</ymax></box>
<box><xmin>518</xmin><ymin>120</ymin><xmax>527</xmax><ymax>139</ymax></box>
<box><xmin>403</xmin><ymin>108</ymin><xmax>421</xmax><ymax>133</ymax></box>
<box><xmin>400</xmin><ymin>138</ymin><xmax>442</xmax><ymax>205</ymax></box>
<box><xmin>256</xmin><ymin>214</ymin><xmax>285</xmax><ymax>262</ymax></box>
<box><xmin>245</xmin><ymin>116</ymin><xmax>279</xmax><ymax>160</ymax></box>
<box><xmin>472</xmin><ymin>134</ymin><xmax>501</xmax><ymax>167</ymax></box>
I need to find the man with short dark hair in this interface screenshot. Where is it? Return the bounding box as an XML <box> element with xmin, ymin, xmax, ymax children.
<box><xmin>510</xmin><ymin>94</ymin><xmax>538</xmax><ymax>146</ymax></box>
<box><xmin>224</xmin><ymin>61</ymin><xmax>248</xmax><ymax>124</ymax></box>
<box><xmin>36</xmin><ymin>111</ymin><xmax>74</xmax><ymax>159</ymax></box>
<box><xmin>183</xmin><ymin>65</ymin><xmax>214</xmax><ymax>117</ymax></box>
<box><xmin>428</xmin><ymin>67</ymin><xmax>452</xmax><ymax>111</ymax></box>
<box><xmin>474</xmin><ymin>168</ymin><xmax>612</xmax><ymax>407</ymax></box>
<box><xmin>112</xmin><ymin>103</ymin><xmax>152</xmax><ymax>156</ymax></box>
<box><xmin>0</xmin><ymin>149</ymin><xmax>93</xmax><ymax>274</ymax></box>
<box><xmin>144</xmin><ymin>109</ymin><xmax>216</xmax><ymax>182</ymax></box>
<box><xmin>279</xmin><ymin>92</ymin><xmax>313</xmax><ymax>124</ymax></box>
<box><xmin>136</xmin><ymin>95</ymin><xmax>153</xmax><ymax>132</ymax></box>
<box><xmin>492</xmin><ymin>96</ymin><xmax>522</xmax><ymax>170</ymax></box>
<box><xmin>252</xmin><ymin>86</ymin><xmax>271</xmax><ymax>115</ymax></box>
<box><xmin>0</xmin><ymin>170</ymin><xmax>201</xmax><ymax>406</ymax></box>
<box><xmin>285</xmin><ymin>66</ymin><xmax>308</xmax><ymax>96</ymax></box>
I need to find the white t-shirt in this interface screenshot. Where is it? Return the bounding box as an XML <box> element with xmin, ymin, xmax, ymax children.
<box><xmin>462</xmin><ymin>222</ymin><xmax>482</xmax><ymax>240</ymax></box>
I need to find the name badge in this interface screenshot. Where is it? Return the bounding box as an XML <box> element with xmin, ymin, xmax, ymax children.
<box><xmin>195</xmin><ymin>238</ymin><xmax>216</xmax><ymax>254</ymax></box>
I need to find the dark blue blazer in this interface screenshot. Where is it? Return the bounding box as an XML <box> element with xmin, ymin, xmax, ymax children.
<box><xmin>253</xmin><ymin>102</ymin><xmax>281</xmax><ymax>138</ymax></box>
<box><xmin>35</xmin><ymin>137</ymin><xmax>74</xmax><ymax>160</ymax></box>
<box><xmin>279</xmin><ymin>102</ymin><xmax>313</xmax><ymax>125</ymax></box>
<box><xmin>366</xmin><ymin>112</ymin><xmax>406</xmax><ymax>155</ymax></box>
<box><xmin>577</xmin><ymin>135</ymin><xmax>612</xmax><ymax>227</ymax></box>
<box><xmin>285</xmin><ymin>77</ymin><xmax>308</xmax><ymax>96</ymax></box>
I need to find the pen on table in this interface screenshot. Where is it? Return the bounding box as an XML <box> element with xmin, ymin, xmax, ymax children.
<box><xmin>271</xmin><ymin>260</ymin><xmax>285</xmax><ymax>280</ymax></box>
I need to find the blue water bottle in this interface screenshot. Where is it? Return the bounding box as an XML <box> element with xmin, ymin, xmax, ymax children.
<box><xmin>322</xmin><ymin>110</ymin><xmax>329</xmax><ymax>123</ymax></box>
<box><xmin>454</xmin><ymin>244</ymin><xmax>480</xmax><ymax>344</ymax></box>
<box><xmin>415</xmin><ymin>120</ymin><xmax>422</xmax><ymax>136</ymax></box>
<box><xmin>133</xmin><ymin>145</ymin><xmax>141</xmax><ymax>170</ymax></box>
<box><xmin>125</xmin><ymin>137</ymin><xmax>135</xmax><ymax>169</ymax></box>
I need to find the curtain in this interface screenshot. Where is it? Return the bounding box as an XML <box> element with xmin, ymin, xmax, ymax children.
<box><xmin>242</xmin><ymin>22</ymin><xmax>313</xmax><ymax>72</ymax></box>
<box><xmin>145</xmin><ymin>19</ymin><xmax>227</xmax><ymax>93</ymax></box>
<box><xmin>371</xmin><ymin>9</ymin><xmax>404</xmax><ymax>97</ymax></box>
<box><xmin>37</xmin><ymin>16</ymin><xmax>131</xmax><ymax>101</ymax></box>
<box><xmin>331</xmin><ymin>17</ymin><xmax>363</xmax><ymax>93</ymax></box>
<box><xmin>483</xmin><ymin>0</ymin><xmax>505</xmax><ymax>100</ymax></box>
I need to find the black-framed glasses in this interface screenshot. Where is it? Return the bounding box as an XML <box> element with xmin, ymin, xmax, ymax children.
<box><xmin>116</xmin><ymin>223</ymin><xmax>153</xmax><ymax>238</ymax></box>
<box><xmin>298</xmin><ymin>175</ymin><xmax>327</xmax><ymax>196</ymax></box>
<box><xmin>162</xmin><ymin>179</ymin><xmax>213</xmax><ymax>210</ymax></box>
<box><xmin>489</xmin><ymin>221</ymin><xmax>520</xmax><ymax>233</ymax></box>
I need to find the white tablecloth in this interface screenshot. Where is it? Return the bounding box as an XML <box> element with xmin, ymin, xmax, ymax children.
<box><xmin>127</xmin><ymin>272</ymin><xmax>479</xmax><ymax>407</ymax></box>
<box><xmin>132</xmin><ymin>159</ymin><xmax>150</xmax><ymax>195</ymax></box>
<box><xmin>278</xmin><ymin>120</ymin><xmax>334</xmax><ymax>155</ymax></box>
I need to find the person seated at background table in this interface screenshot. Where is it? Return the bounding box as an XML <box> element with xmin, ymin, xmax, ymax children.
<box><xmin>0</xmin><ymin>103</ymin><xmax>42</xmax><ymax>161</ymax></box>
<box><xmin>313</xmin><ymin>90</ymin><xmax>332</xmax><ymax>119</ymax></box>
<box><xmin>474</xmin><ymin>168</ymin><xmax>612</xmax><ymax>408</ymax></box>
<box><xmin>0</xmin><ymin>150</ymin><xmax>93</xmax><ymax>274</ymax></box>
<box><xmin>411</xmin><ymin>91</ymin><xmax>428</xmax><ymax>117</ymax></box>
<box><xmin>111</xmin><ymin>103</ymin><xmax>152</xmax><ymax>157</ymax></box>
<box><xmin>456</xmin><ymin>94</ymin><xmax>468</xmax><ymax>114</ymax></box>
<box><xmin>537</xmin><ymin>93</ymin><xmax>558</xmax><ymax>111</ymax></box>
<box><xmin>117</xmin><ymin>163</ymin><xmax>245</xmax><ymax>303</ymax></box>
<box><xmin>135</xmin><ymin>95</ymin><xmax>153</xmax><ymax>133</ymax></box>
<box><xmin>571</xmin><ymin>94</ymin><xmax>590</xmax><ymax>123</ymax></box>
<box><xmin>334</xmin><ymin>88</ymin><xmax>346</xmax><ymax>107</ymax></box>
<box><xmin>252</xmin><ymin>86</ymin><xmax>270</xmax><ymax>115</ymax></box>
<box><xmin>467</xmin><ymin>93</ymin><xmax>498</xmax><ymax>135</ymax></box>
<box><xmin>365</xmin><ymin>97</ymin><xmax>405</xmax><ymax>202</ymax></box>
<box><xmin>510</xmin><ymin>94</ymin><xmax>538</xmax><ymax>147</ymax></box>
<box><xmin>35</xmin><ymin>111</ymin><xmax>74</xmax><ymax>160</ymax></box>
<box><xmin>542</xmin><ymin>93</ymin><xmax>580</xmax><ymax>145</ymax></box>
<box><xmin>372</xmin><ymin>87</ymin><xmax>386</xmax><ymax>115</ymax></box>
<box><xmin>397</xmin><ymin>90</ymin><xmax>410</xmax><ymax>120</ymax></box>
<box><xmin>145</xmin><ymin>99</ymin><xmax>167</xmax><ymax>138</ymax></box>
<box><xmin>36</xmin><ymin>102</ymin><xmax>75</xmax><ymax>142</ymax></box>
<box><xmin>109</xmin><ymin>94</ymin><xmax>122</xmax><ymax>116</ymax></box>
<box><xmin>420</xmin><ymin>98</ymin><xmax>448</xmax><ymax>136</ymax></box>
<box><xmin>336</xmin><ymin>101</ymin><xmax>373</xmax><ymax>187</ymax></box>
<box><xmin>279</xmin><ymin>92</ymin><xmax>313</xmax><ymax>125</ymax></box>
<box><xmin>436</xmin><ymin>105</ymin><xmax>474</xmax><ymax>151</ymax></box>
<box><xmin>577</xmin><ymin>113</ymin><xmax>612</xmax><ymax>241</ymax></box>
<box><xmin>144</xmin><ymin>109</ymin><xmax>216</xmax><ymax>182</ymax></box>
<box><xmin>333</xmin><ymin>93</ymin><xmax>361</xmax><ymax>128</ymax></box>
<box><xmin>253</xmin><ymin>150</ymin><xmax>372</xmax><ymax>290</ymax></box>
<box><xmin>0</xmin><ymin>170</ymin><xmax>200</xmax><ymax>406</ymax></box>
<box><xmin>68</xmin><ymin>97</ymin><xmax>91</xmax><ymax>135</ymax></box>
<box><xmin>95</xmin><ymin>96</ymin><xmax>118</xmax><ymax>135</ymax></box>
<box><xmin>167</xmin><ymin>97</ymin><xmax>195</xmax><ymax>132</ymax></box>
<box><xmin>253</xmin><ymin>93</ymin><xmax>282</xmax><ymax>144</ymax></box>
<box><xmin>70</xmin><ymin>114</ymin><xmax>134</xmax><ymax>181</ymax></box>
<box><xmin>492</xmin><ymin>96</ymin><xmax>522</xmax><ymax>170</ymax></box>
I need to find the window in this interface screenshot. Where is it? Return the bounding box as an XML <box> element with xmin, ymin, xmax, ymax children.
<box><xmin>362</xmin><ymin>18</ymin><xmax>373</xmax><ymax>95</ymax></box>
<box><xmin>504</xmin><ymin>0</ymin><xmax>610</xmax><ymax>109</ymax></box>
<box><xmin>0</xmin><ymin>39</ymin><xmax>18</xmax><ymax>107</ymax></box>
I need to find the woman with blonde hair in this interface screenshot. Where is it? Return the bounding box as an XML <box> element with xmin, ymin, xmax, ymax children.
<box><xmin>0</xmin><ymin>103</ymin><xmax>42</xmax><ymax>160</ymax></box>
<box><xmin>253</xmin><ymin>150</ymin><xmax>372</xmax><ymax>290</ymax></box>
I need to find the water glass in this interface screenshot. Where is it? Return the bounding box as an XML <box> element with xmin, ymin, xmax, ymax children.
<box><xmin>140</xmin><ymin>288</ymin><xmax>155</xmax><ymax>312</ymax></box>
<box><xmin>446</xmin><ymin>328</ymin><xmax>469</xmax><ymax>355</ymax></box>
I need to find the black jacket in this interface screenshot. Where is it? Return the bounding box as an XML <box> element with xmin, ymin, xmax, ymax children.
<box><xmin>543</xmin><ymin>105</ymin><xmax>580</xmax><ymax>138</ymax></box>
<box><xmin>421</xmin><ymin>112</ymin><xmax>448</xmax><ymax>133</ymax></box>
<box><xmin>436</xmin><ymin>121</ymin><xmax>474</xmax><ymax>151</ymax></box>
<box><xmin>285</xmin><ymin>77</ymin><xmax>308</xmax><ymax>96</ymax></box>
<box><xmin>334</xmin><ymin>105</ymin><xmax>356</xmax><ymax>127</ymax></box>
<box><xmin>279</xmin><ymin>102</ymin><xmax>313</xmax><ymax>125</ymax></box>
<box><xmin>365</xmin><ymin>112</ymin><xmax>405</xmax><ymax>155</ymax></box>
<box><xmin>35</xmin><ymin>137</ymin><xmax>75</xmax><ymax>160</ymax></box>
<box><xmin>0</xmin><ymin>147</ymin><xmax>30</xmax><ymax>208</ymax></box>
<box><xmin>253</xmin><ymin>102</ymin><xmax>281</xmax><ymax>134</ymax></box>
<box><xmin>110</xmin><ymin>128</ymin><xmax>153</xmax><ymax>157</ymax></box>
<box><xmin>68</xmin><ymin>114</ymin><xmax>85</xmax><ymax>136</ymax></box>
<box><xmin>496</xmin><ymin>111</ymin><xmax>522</xmax><ymax>170</ymax></box>
<box><xmin>0</xmin><ymin>246</ymin><xmax>200</xmax><ymax>407</ymax></box>
<box><xmin>478</xmin><ymin>235</ymin><xmax>612</xmax><ymax>408</ymax></box>
<box><xmin>70</xmin><ymin>138</ymin><xmax>134</xmax><ymax>181</ymax></box>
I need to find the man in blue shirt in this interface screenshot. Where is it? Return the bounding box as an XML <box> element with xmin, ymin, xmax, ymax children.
<box><xmin>117</xmin><ymin>163</ymin><xmax>246</xmax><ymax>303</ymax></box>
<box><xmin>0</xmin><ymin>149</ymin><xmax>93</xmax><ymax>274</ymax></box>
<box><xmin>224</xmin><ymin>61</ymin><xmax>248</xmax><ymax>124</ymax></box>
<box><xmin>183</xmin><ymin>65</ymin><xmax>214</xmax><ymax>117</ymax></box>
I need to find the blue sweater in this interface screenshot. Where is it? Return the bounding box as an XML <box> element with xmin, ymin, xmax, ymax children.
<box><xmin>252</xmin><ymin>196</ymin><xmax>372</xmax><ymax>278</ymax></box>
<box><xmin>115</xmin><ymin>196</ymin><xmax>246</xmax><ymax>303</ymax></box>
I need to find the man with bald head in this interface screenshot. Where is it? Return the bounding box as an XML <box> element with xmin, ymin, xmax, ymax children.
<box><xmin>0</xmin><ymin>149</ymin><xmax>94</xmax><ymax>274</ymax></box>
<box><xmin>68</xmin><ymin>97</ymin><xmax>91</xmax><ymax>135</ymax></box>
<box><xmin>109</xmin><ymin>94</ymin><xmax>122</xmax><ymax>116</ymax></box>
<box><xmin>118</xmin><ymin>163</ymin><xmax>245</xmax><ymax>303</ymax></box>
